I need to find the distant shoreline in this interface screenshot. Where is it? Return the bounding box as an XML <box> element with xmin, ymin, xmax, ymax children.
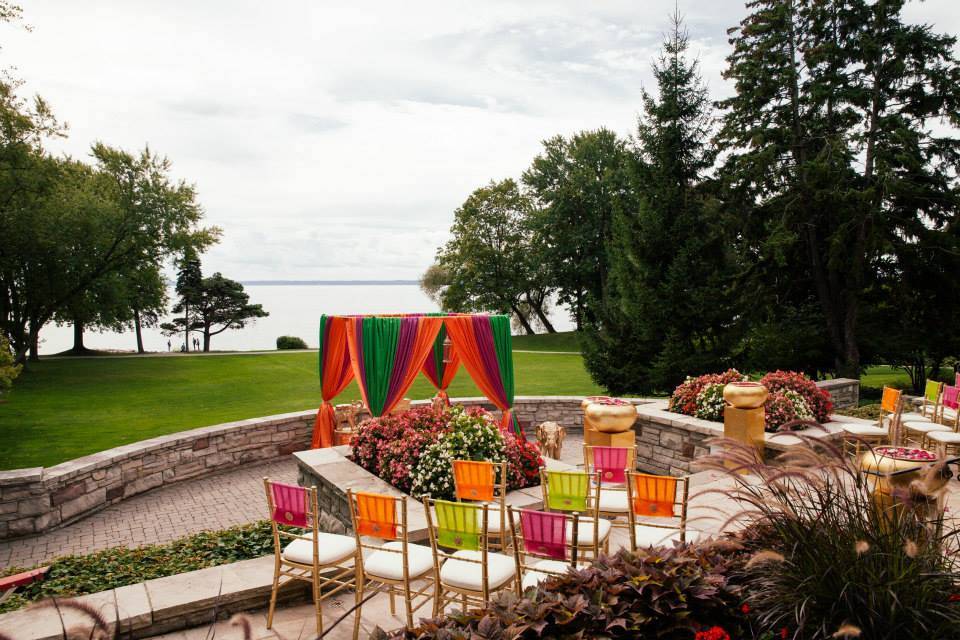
<box><xmin>241</xmin><ymin>280</ymin><xmax>420</xmax><ymax>286</ymax></box>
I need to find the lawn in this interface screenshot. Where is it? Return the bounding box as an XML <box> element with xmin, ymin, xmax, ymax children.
<box><xmin>512</xmin><ymin>331</ymin><xmax>581</xmax><ymax>352</ymax></box>
<box><xmin>0</xmin><ymin>348</ymin><xmax>602</xmax><ymax>469</ymax></box>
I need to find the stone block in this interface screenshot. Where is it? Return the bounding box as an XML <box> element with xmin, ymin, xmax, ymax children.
<box><xmin>115</xmin><ymin>582</ymin><xmax>153</xmax><ymax>632</ymax></box>
<box><xmin>146</xmin><ymin>565</ymin><xmax>225</xmax><ymax>621</ymax></box>
<box><xmin>0</xmin><ymin>602</ymin><xmax>66</xmax><ymax>640</ymax></box>
<box><xmin>203</xmin><ymin>452</ymin><xmax>233</xmax><ymax>468</ymax></box>
<box><xmin>660</xmin><ymin>431</ymin><xmax>684</xmax><ymax>450</ymax></box>
<box><xmin>192</xmin><ymin>437</ymin><xmax>209</xmax><ymax>451</ymax></box>
<box><xmin>17</xmin><ymin>495</ymin><xmax>50</xmax><ymax>516</ymax></box>
<box><xmin>62</xmin><ymin>487</ymin><xmax>107</xmax><ymax>521</ymax></box>
<box><xmin>52</xmin><ymin>480</ymin><xmax>86</xmax><ymax>506</ymax></box>
<box><xmin>7</xmin><ymin>516</ymin><xmax>34</xmax><ymax>536</ymax></box>
<box><xmin>62</xmin><ymin>589</ymin><xmax>119</xmax><ymax>637</ymax></box>
<box><xmin>106</xmin><ymin>485</ymin><xmax>124</xmax><ymax>501</ymax></box>
<box><xmin>123</xmin><ymin>472</ymin><xmax>162</xmax><ymax>498</ymax></box>
<box><xmin>33</xmin><ymin>509</ymin><xmax>61</xmax><ymax>530</ymax></box>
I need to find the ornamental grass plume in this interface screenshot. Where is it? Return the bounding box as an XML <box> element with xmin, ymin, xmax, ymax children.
<box><xmin>696</xmin><ymin>423</ymin><xmax>960</xmax><ymax>639</ymax></box>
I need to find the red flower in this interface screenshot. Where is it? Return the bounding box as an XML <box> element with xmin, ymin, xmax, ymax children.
<box><xmin>695</xmin><ymin>627</ymin><xmax>731</xmax><ymax>640</ymax></box>
<box><xmin>741</xmin><ymin>603</ymin><xmax>750</xmax><ymax>614</ymax></box>
<box><xmin>780</xmin><ymin>627</ymin><xmax>789</xmax><ymax>639</ymax></box>
<box><xmin>949</xmin><ymin>593</ymin><xmax>960</xmax><ymax>602</ymax></box>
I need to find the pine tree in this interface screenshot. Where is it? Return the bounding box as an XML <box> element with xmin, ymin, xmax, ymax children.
<box><xmin>582</xmin><ymin>12</ymin><xmax>732</xmax><ymax>394</ymax></box>
<box><xmin>718</xmin><ymin>0</ymin><xmax>960</xmax><ymax>378</ymax></box>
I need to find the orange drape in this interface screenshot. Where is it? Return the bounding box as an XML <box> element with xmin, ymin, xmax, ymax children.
<box><xmin>443</xmin><ymin>316</ymin><xmax>511</xmax><ymax>427</ymax></box>
<box><xmin>311</xmin><ymin>316</ymin><xmax>355</xmax><ymax>448</ymax></box>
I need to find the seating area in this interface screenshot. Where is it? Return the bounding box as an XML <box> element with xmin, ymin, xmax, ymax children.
<box><xmin>262</xmin><ymin>442</ymin><xmax>699</xmax><ymax>638</ymax></box>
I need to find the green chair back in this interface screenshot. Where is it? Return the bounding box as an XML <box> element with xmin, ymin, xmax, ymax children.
<box><xmin>546</xmin><ymin>471</ymin><xmax>589</xmax><ymax>512</ymax></box>
<box><xmin>434</xmin><ymin>499</ymin><xmax>481</xmax><ymax>550</ymax></box>
<box><xmin>925</xmin><ymin>380</ymin><xmax>941</xmax><ymax>403</ymax></box>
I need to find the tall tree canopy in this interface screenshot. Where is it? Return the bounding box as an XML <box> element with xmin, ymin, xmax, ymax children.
<box><xmin>426</xmin><ymin>179</ymin><xmax>554</xmax><ymax>334</ymax></box>
<box><xmin>582</xmin><ymin>13</ymin><xmax>734</xmax><ymax>394</ymax></box>
<box><xmin>718</xmin><ymin>0</ymin><xmax>960</xmax><ymax>379</ymax></box>
<box><xmin>522</xmin><ymin>129</ymin><xmax>632</xmax><ymax>330</ymax></box>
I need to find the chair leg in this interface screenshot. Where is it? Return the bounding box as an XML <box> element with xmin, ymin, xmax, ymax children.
<box><xmin>266</xmin><ymin>558</ymin><xmax>281</xmax><ymax>629</ymax></box>
<box><xmin>403</xmin><ymin>579</ymin><xmax>415</xmax><ymax>630</ymax></box>
<box><xmin>389</xmin><ymin>586</ymin><xmax>396</xmax><ymax>615</ymax></box>
<box><xmin>313</xmin><ymin>575</ymin><xmax>323</xmax><ymax>636</ymax></box>
<box><xmin>352</xmin><ymin>568</ymin><xmax>364</xmax><ymax>640</ymax></box>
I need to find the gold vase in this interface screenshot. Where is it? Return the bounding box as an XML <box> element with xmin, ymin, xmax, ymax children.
<box><xmin>584</xmin><ymin>402</ymin><xmax>637</xmax><ymax>434</ymax></box>
<box><xmin>722</xmin><ymin>382</ymin><xmax>769</xmax><ymax>409</ymax></box>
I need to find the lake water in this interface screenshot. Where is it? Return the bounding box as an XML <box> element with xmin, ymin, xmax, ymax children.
<box><xmin>37</xmin><ymin>284</ymin><xmax>575</xmax><ymax>354</ymax></box>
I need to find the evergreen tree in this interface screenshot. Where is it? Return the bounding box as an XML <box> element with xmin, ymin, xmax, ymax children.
<box><xmin>171</xmin><ymin>249</ymin><xmax>202</xmax><ymax>351</ymax></box>
<box><xmin>582</xmin><ymin>13</ymin><xmax>731</xmax><ymax>394</ymax></box>
<box><xmin>718</xmin><ymin>0</ymin><xmax>960</xmax><ymax>378</ymax></box>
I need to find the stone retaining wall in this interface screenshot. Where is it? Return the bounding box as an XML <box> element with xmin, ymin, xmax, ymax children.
<box><xmin>0</xmin><ymin>396</ymin><xmax>643</xmax><ymax>540</ymax></box>
<box><xmin>816</xmin><ymin>378</ymin><xmax>859</xmax><ymax>409</ymax></box>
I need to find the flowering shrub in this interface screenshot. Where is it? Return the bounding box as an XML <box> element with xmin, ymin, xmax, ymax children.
<box><xmin>695</xmin><ymin>383</ymin><xmax>727</xmax><ymax>421</ymax></box>
<box><xmin>670</xmin><ymin>369</ymin><xmax>832</xmax><ymax>432</ymax></box>
<box><xmin>350</xmin><ymin>404</ymin><xmax>542</xmax><ymax>501</ymax></box>
<box><xmin>669</xmin><ymin>369</ymin><xmax>748</xmax><ymax>415</ymax></box>
<box><xmin>760</xmin><ymin>370</ymin><xmax>832</xmax><ymax>423</ymax></box>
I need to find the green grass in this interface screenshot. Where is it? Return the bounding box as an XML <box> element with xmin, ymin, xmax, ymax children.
<box><xmin>511</xmin><ymin>331</ymin><xmax>581</xmax><ymax>352</ymax></box>
<box><xmin>0</xmin><ymin>350</ymin><xmax>602</xmax><ymax>469</ymax></box>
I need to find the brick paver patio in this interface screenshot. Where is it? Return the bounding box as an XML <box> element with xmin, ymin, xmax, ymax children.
<box><xmin>0</xmin><ymin>458</ymin><xmax>297</xmax><ymax>568</ymax></box>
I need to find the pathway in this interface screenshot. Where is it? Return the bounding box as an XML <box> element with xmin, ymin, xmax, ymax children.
<box><xmin>0</xmin><ymin>459</ymin><xmax>298</xmax><ymax>568</ymax></box>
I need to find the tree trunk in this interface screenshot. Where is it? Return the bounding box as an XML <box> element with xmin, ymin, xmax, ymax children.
<box><xmin>510</xmin><ymin>304</ymin><xmax>536</xmax><ymax>335</ymax></box>
<box><xmin>526</xmin><ymin>292</ymin><xmax>557</xmax><ymax>333</ymax></box>
<box><xmin>183</xmin><ymin>304</ymin><xmax>190</xmax><ymax>352</ymax></box>
<box><xmin>72</xmin><ymin>320</ymin><xmax>86</xmax><ymax>353</ymax></box>
<box><xmin>203</xmin><ymin>329</ymin><xmax>211</xmax><ymax>352</ymax></box>
<box><xmin>28</xmin><ymin>317</ymin><xmax>40</xmax><ymax>361</ymax></box>
<box><xmin>133</xmin><ymin>310</ymin><xmax>145</xmax><ymax>354</ymax></box>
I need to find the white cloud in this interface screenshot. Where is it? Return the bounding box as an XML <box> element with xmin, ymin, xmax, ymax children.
<box><xmin>3</xmin><ymin>0</ymin><xmax>956</xmax><ymax>281</ymax></box>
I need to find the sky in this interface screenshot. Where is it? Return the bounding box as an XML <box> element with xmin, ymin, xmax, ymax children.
<box><xmin>4</xmin><ymin>1</ymin><xmax>958</xmax><ymax>281</ymax></box>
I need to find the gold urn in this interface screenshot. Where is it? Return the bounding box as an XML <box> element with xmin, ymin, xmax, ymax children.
<box><xmin>581</xmin><ymin>396</ymin><xmax>612</xmax><ymax>410</ymax></box>
<box><xmin>722</xmin><ymin>381</ymin><xmax>769</xmax><ymax>409</ymax></box>
<box><xmin>584</xmin><ymin>400</ymin><xmax>637</xmax><ymax>434</ymax></box>
<box><xmin>859</xmin><ymin>448</ymin><xmax>948</xmax><ymax>522</ymax></box>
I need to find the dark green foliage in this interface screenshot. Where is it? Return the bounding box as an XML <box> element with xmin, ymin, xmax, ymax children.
<box><xmin>276</xmin><ymin>335</ymin><xmax>308</xmax><ymax>350</ymax></box>
<box><xmin>701</xmin><ymin>437</ymin><xmax>960</xmax><ymax>639</ymax></box>
<box><xmin>581</xmin><ymin>15</ymin><xmax>734</xmax><ymax>394</ymax></box>
<box><xmin>718</xmin><ymin>0</ymin><xmax>960</xmax><ymax>379</ymax></box>
<box><xmin>523</xmin><ymin>129</ymin><xmax>632</xmax><ymax>330</ymax></box>
<box><xmin>0</xmin><ymin>520</ymin><xmax>276</xmax><ymax>614</ymax></box>
<box><xmin>427</xmin><ymin>179</ymin><xmax>553</xmax><ymax>335</ymax></box>
<box><xmin>375</xmin><ymin>546</ymin><xmax>746</xmax><ymax>640</ymax></box>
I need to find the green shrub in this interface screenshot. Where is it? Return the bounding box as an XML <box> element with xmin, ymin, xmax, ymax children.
<box><xmin>0</xmin><ymin>520</ymin><xmax>275</xmax><ymax>613</ymax></box>
<box><xmin>276</xmin><ymin>335</ymin><xmax>308</xmax><ymax>350</ymax></box>
<box><xmin>375</xmin><ymin>546</ymin><xmax>747</xmax><ymax>640</ymax></box>
<box><xmin>701</xmin><ymin>434</ymin><xmax>960</xmax><ymax>639</ymax></box>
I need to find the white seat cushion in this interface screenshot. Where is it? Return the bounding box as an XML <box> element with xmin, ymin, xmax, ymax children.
<box><xmin>282</xmin><ymin>532</ymin><xmax>356</xmax><ymax>566</ymax></box>
<box><xmin>439</xmin><ymin>549</ymin><xmax>515</xmax><ymax>591</ymax></box>
<box><xmin>598</xmin><ymin>489</ymin><xmax>629</xmax><ymax>513</ymax></box>
<box><xmin>481</xmin><ymin>507</ymin><xmax>520</xmax><ymax>533</ymax></box>
<box><xmin>363</xmin><ymin>541</ymin><xmax>434</xmax><ymax>581</ymax></box>
<box><xmin>928</xmin><ymin>431</ymin><xmax>960</xmax><ymax>444</ymax></box>
<box><xmin>521</xmin><ymin>559</ymin><xmax>579</xmax><ymax>590</ymax></box>
<box><xmin>943</xmin><ymin>408</ymin><xmax>958</xmax><ymax>422</ymax></box>
<box><xmin>901</xmin><ymin>412</ymin><xmax>931</xmax><ymax>423</ymax></box>
<box><xmin>633</xmin><ymin>525</ymin><xmax>701</xmax><ymax>548</ymax></box>
<box><xmin>564</xmin><ymin>517</ymin><xmax>612</xmax><ymax>546</ymax></box>
<box><xmin>904</xmin><ymin>421</ymin><xmax>951</xmax><ymax>434</ymax></box>
<box><xmin>842</xmin><ymin>424</ymin><xmax>888</xmax><ymax>437</ymax></box>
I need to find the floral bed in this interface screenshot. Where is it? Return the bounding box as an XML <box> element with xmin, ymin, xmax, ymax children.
<box><xmin>349</xmin><ymin>404</ymin><xmax>543</xmax><ymax>500</ymax></box>
<box><xmin>668</xmin><ymin>369</ymin><xmax>833</xmax><ymax>433</ymax></box>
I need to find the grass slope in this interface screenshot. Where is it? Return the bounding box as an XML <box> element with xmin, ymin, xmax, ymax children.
<box><xmin>511</xmin><ymin>331</ymin><xmax>581</xmax><ymax>352</ymax></box>
<box><xmin>0</xmin><ymin>350</ymin><xmax>602</xmax><ymax>469</ymax></box>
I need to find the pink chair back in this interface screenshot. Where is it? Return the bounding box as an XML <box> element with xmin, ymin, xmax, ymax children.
<box><xmin>944</xmin><ymin>385</ymin><xmax>959</xmax><ymax>410</ymax></box>
<box><xmin>519</xmin><ymin>509</ymin><xmax>567</xmax><ymax>560</ymax></box>
<box><xmin>270</xmin><ymin>481</ymin><xmax>310</xmax><ymax>527</ymax></box>
<box><xmin>593</xmin><ymin>446</ymin><xmax>629</xmax><ymax>484</ymax></box>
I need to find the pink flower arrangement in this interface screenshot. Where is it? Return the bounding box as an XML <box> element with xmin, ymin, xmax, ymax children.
<box><xmin>760</xmin><ymin>370</ymin><xmax>833</xmax><ymax>423</ymax></box>
<box><xmin>350</xmin><ymin>404</ymin><xmax>543</xmax><ymax>495</ymax></box>
<box><xmin>669</xmin><ymin>369</ymin><xmax>748</xmax><ymax>416</ymax></box>
<box><xmin>875</xmin><ymin>447</ymin><xmax>938</xmax><ymax>461</ymax></box>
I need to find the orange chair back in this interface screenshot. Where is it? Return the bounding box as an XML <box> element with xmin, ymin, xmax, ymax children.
<box><xmin>354</xmin><ymin>492</ymin><xmax>398</xmax><ymax>540</ymax></box>
<box><xmin>631</xmin><ymin>473</ymin><xmax>677</xmax><ymax>518</ymax></box>
<box><xmin>881</xmin><ymin>387</ymin><xmax>901</xmax><ymax>414</ymax></box>
<box><xmin>453</xmin><ymin>460</ymin><xmax>495</xmax><ymax>501</ymax></box>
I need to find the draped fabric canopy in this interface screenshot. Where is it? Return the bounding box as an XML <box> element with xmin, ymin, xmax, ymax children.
<box><xmin>311</xmin><ymin>313</ymin><xmax>518</xmax><ymax>448</ymax></box>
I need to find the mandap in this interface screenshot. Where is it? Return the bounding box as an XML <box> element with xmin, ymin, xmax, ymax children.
<box><xmin>311</xmin><ymin>313</ymin><xmax>519</xmax><ymax>448</ymax></box>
